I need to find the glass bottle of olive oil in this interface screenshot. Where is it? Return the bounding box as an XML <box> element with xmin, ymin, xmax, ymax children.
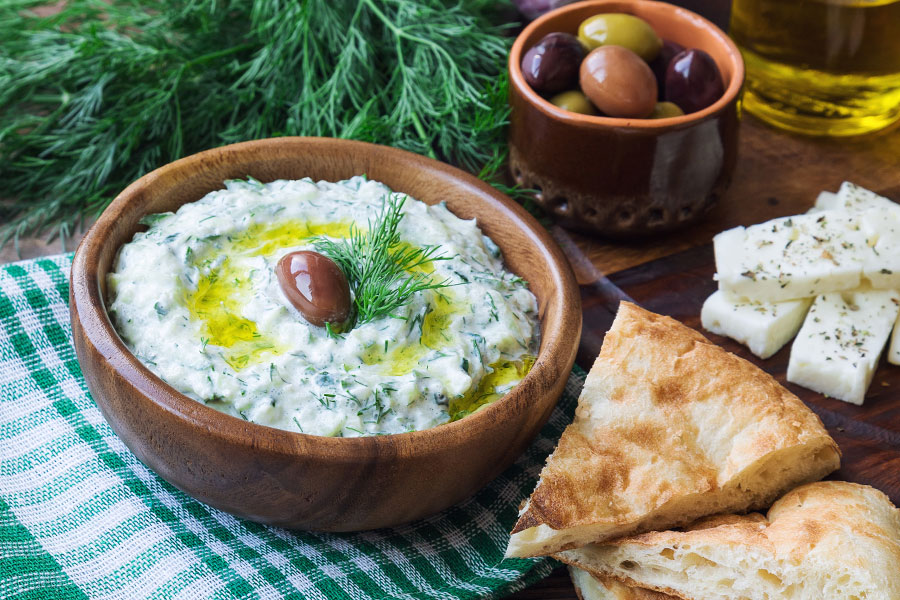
<box><xmin>730</xmin><ymin>0</ymin><xmax>900</xmax><ymax>136</ymax></box>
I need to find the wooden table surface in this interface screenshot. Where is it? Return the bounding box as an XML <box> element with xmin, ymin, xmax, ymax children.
<box><xmin>4</xmin><ymin>2</ymin><xmax>900</xmax><ymax>596</ymax></box>
<box><xmin>4</xmin><ymin>114</ymin><xmax>898</xmax><ymax>600</ymax></box>
<box><xmin>506</xmin><ymin>116</ymin><xmax>900</xmax><ymax>599</ymax></box>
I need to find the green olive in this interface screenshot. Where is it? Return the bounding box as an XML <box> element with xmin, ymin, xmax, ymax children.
<box><xmin>577</xmin><ymin>13</ymin><xmax>662</xmax><ymax>62</ymax></box>
<box><xmin>650</xmin><ymin>101</ymin><xmax>685</xmax><ymax>119</ymax></box>
<box><xmin>550</xmin><ymin>90</ymin><xmax>598</xmax><ymax>115</ymax></box>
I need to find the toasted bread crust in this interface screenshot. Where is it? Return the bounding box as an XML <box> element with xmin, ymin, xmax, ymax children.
<box><xmin>569</xmin><ymin>565</ymin><xmax>682</xmax><ymax>600</ymax></box>
<box><xmin>558</xmin><ymin>482</ymin><xmax>900</xmax><ymax>600</ymax></box>
<box><xmin>508</xmin><ymin>302</ymin><xmax>840</xmax><ymax>557</ymax></box>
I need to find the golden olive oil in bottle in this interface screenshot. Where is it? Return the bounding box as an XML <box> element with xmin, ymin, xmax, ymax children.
<box><xmin>730</xmin><ymin>0</ymin><xmax>900</xmax><ymax>136</ymax></box>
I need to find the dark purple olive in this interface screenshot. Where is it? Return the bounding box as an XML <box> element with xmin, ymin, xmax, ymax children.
<box><xmin>664</xmin><ymin>48</ymin><xmax>724</xmax><ymax>114</ymax></box>
<box><xmin>648</xmin><ymin>39</ymin><xmax>685</xmax><ymax>100</ymax></box>
<box><xmin>277</xmin><ymin>251</ymin><xmax>351</xmax><ymax>328</ymax></box>
<box><xmin>513</xmin><ymin>0</ymin><xmax>578</xmax><ymax>21</ymax></box>
<box><xmin>521</xmin><ymin>32</ymin><xmax>585</xmax><ymax>94</ymax></box>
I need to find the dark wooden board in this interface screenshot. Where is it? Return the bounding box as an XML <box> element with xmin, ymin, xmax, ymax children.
<box><xmin>510</xmin><ymin>244</ymin><xmax>900</xmax><ymax>599</ymax></box>
<box><xmin>581</xmin><ymin>243</ymin><xmax>900</xmax><ymax>503</ymax></box>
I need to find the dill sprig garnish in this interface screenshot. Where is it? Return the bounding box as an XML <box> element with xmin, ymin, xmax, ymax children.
<box><xmin>314</xmin><ymin>194</ymin><xmax>452</xmax><ymax>325</ymax></box>
<box><xmin>0</xmin><ymin>0</ymin><xmax>518</xmax><ymax>248</ymax></box>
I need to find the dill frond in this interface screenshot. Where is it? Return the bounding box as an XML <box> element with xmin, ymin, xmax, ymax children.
<box><xmin>313</xmin><ymin>193</ymin><xmax>452</xmax><ymax>325</ymax></box>
<box><xmin>0</xmin><ymin>0</ymin><xmax>516</xmax><ymax>248</ymax></box>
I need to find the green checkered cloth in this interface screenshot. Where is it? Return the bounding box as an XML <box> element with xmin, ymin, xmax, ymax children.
<box><xmin>0</xmin><ymin>254</ymin><xmax>583</xmax><ymax>600</ymax></box>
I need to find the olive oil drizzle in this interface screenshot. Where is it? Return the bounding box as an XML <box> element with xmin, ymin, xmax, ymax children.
<box><xmin>184</xmin><ymin>219</ymin><xmax>352</xmax><ymax>368</ymax></box>
<box><xmin>449</xmin><ymin>356</ymin><xmax>535</xmax><ymax>421</ymax></box>
<box><xmin>233</xmin><ymin>220</ymin><xmax>354</xmax><ymax>257</ymax></box>
<box><xmin>184</xmin><ymin>260</ymin><xmax>276</xmax><ymax>370</ymax></box>
<box><xmin>360</xmin><ymin>289</ymin><xmax>535</xmax><ymax>417</ymax></box>
<box><xmin>360</xmin><ymin>290</ymin><xmax>462</xmax><ymax>375</ymax></box>
<box><xmin>181</xmin><ymin>213</ymin><xmax>534</xmax><ymax>422</ymax></box>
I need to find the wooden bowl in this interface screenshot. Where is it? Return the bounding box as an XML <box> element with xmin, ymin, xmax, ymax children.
<box><xmin>509</xmin><ymin>0</ymin><xmax>744</xmax><ymax>237</ymax></box>
<box><xmin>69</xmin><ymin>137</ymin><xmax>581</xmax><ymax>531</ymax></box>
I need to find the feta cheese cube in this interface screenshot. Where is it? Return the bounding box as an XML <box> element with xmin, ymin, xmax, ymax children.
<box><xmin>820</xmin><ymin>181</ymin><xmax>900</xmax><ymax>213</ymax></box>
<box><xmin>787</xmin><ymin>289</ymin><xmax>900</xmax><ymax>405</ymax></box>
<box><xmin>809</xmin><ymin>190</ymin><xmax>839</xmax><ymax>212</ymax></box>
<box><xmin>888</xmin><ymin>316</ymin><xmax>900</xmax><ymax>365</ymax></box>
<box><xmin>813</xmin><ymin>182</ymin><xmax>900</xmax><ymax>225</ymax></box>
<box><xmin>812</xmin><ymin>183</ymin><xmax>900</xmax><ymax>290</ymax></box>
<box><xmin>815</xmin><ymin>184</ymin><xmax>900</xmax><ymax>361</ymax></box>
<box><xmin>714</xmin><ymin>211</ymin><xmax>870</xmax><ymax>302</ymax></box>
<box><xmin>701</xmin><ymin>291</ymin><xmax>811</xmax><ymax>359</ymax></box>
<box><xmin>861</xmin><ymin>209</ymin><xmax>900</xmax><ymax>290</ymax></box>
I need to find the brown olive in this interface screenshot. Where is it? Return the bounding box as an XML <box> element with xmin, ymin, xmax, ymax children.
<box><xmin>579</xmin><ymin>46</ymin><xmax>657</xmax><ymax>118</ymax></box>
<box><xmin>277</xmin><ymin>251</ymin><xmax>351</xmax><ymax>328</ymax></box>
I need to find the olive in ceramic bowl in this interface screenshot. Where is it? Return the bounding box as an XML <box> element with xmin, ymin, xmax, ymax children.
<box><xmin>665</xmin><ymin>48</ymin><xmax>724</xmax><ymax>114</ymax></box>
<box><xmin>580</xmin><ymin>45</ymin><xmax>657</xmax><ymax>118</ymax></box>
<box><xmin>521</xmin><ymin>32</ymin><xmax>585</xmax><ymax>94</ymax></box>
<box><xmin>649</xmin><ymin>39</ymin><xmax>685</xmax><ymax>99</ymax></box>
<box><xmin>508</xmin><ymin>0</ymin><xmax>744</xmax><ymax>237</ymax></box>
<box><xmin>650</xmin><ymin>101</ymin><xmax>684</xmax><ymax>118</ymax></box>
<box><xmin>577</xmin><ymin>13</ymin><xmax>662</xmax><ymax>61</ymax></box>
<box><xmin>549</xmin><ymin>90</ymin><xmax>597</xmax><ymax>115</ymax></box>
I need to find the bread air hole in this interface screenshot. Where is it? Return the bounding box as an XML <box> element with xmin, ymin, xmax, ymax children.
<box><xmin>620</xmin><ymin>561</ymin><xmax>637</xmax><ymax>570</ymax></box>
<box><xmin>831</xmin><ymin>574</ymin><xmax>865</xmax><ymax>600</ymax></box>
<box><xmin>659</xmin><ymin>548</ymin><xmax>675</xmax><ymax>560</ymax></box>
<box><xmin>756</xmin><ymin>569</ymin><xmax>782</xmax><ymax>586</ymax></box>
<box><xmin>682</xmin><ymin>553</ymin><xmax>717</xmax><ymax>568</ymax></box>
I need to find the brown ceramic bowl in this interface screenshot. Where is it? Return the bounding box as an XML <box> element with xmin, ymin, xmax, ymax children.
<box><xmin>69</xmin><ymin>137</ymin><xmax>580</xmax><ymax>531</ymax></box>
<box><xmin>509</xmin><ymin>0</ymin><xmax>744</xmax><ymax>237</ymax></box>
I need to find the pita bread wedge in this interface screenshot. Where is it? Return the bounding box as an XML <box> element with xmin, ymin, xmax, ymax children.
<box><xmin>569</xmin><ymin>565</ymin><xmax>678</xmax><ymax>600</ymax></box>
<box><xmin>506</xmin><ymin>302</ymin><xmax>840</xmax><ymax>558</ymax></box>
<box><xmin>557</xmin><ymin>481</ymin><xmax>900</xmax><ymax>600</ymax></box>
<box><xmin>568</xmin><ymin>514</ymin><xmax>757</xmax><ymax>600</ymax></box>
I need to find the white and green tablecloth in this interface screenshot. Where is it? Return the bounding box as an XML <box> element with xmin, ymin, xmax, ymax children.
<box><xmin>0</xmin><ymin>254</ymin><xmax>582</xmax><ymax>599</ymax></box>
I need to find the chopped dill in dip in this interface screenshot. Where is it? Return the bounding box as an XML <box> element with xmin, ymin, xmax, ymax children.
<box><xmin>107</xmin><ymin>176</ymin><xmax>539</xmax><ymax>436</ymax></box>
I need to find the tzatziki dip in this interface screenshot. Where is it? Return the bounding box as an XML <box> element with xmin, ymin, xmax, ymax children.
<box><xmin>107</xmin><ymin>176</ymin><xmax>539</xmax><ymax>436</ymax></box>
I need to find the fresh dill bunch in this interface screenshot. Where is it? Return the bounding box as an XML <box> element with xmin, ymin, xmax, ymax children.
<box><xmin>0</xmin><ymin>0</ymin><xmax>518</xmax><ymax>248</ymax></box>
<box><xmin>313</xmin><ymin>194</ymin><xmax>452</xmax><ymax>325</ymax></box>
